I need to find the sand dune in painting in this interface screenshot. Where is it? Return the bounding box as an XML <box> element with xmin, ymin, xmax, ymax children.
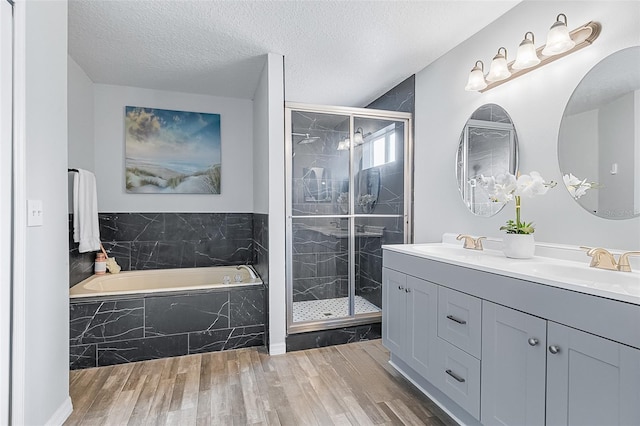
<box><xmin>126</xmin><ymin>159</ymin><xmax>221</xmax><ymax>194</ymax></box>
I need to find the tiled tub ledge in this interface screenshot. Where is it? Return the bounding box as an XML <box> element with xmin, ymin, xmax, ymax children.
<box><xmin>69</xmin><ymin>284</ymin><xmax>265</xmax><ymax>369</ymax></box>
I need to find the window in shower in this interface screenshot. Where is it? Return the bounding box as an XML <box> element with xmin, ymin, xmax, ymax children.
<box><xmin>286</xmin><ymin>104</ymin><xmax>412</xmax><ymax>333</ymax></box>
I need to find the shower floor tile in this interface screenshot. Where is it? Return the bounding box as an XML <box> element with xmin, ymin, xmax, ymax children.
<box><xmin>293</xmin><ymin>296</ymin><xmax>381</xmax><ymax>323</ymax></box>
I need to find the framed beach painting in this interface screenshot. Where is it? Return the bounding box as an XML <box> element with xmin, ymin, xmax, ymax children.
<box><xmin>125</xmin><ymin>106</ymin><xmax>221</xmax><ymax>194</ymax></box>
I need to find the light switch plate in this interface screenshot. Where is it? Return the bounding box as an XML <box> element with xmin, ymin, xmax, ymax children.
<box><xmin>27</xmin><ymin>199</ymin><xmax>43</xmax><ymax>227</ymax></box>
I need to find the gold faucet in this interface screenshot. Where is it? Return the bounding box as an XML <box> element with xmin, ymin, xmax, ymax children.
<box><xmin>617</xmin><ymin>251</ymin><xmax>640</xmax><ymax>272</ymax></box>
<box><xmin>457</xmin><ymin>234</ymin><xmax>486</xmax><ymax>251</ymax></box>
<box><xmin>584</xmin><ymin>247</ymin><xmax>618</xmax><ymax>270</ymax></box>
<box><xmin>582</xmin><ymin>247</ymin><xmax>640</xmax><ymax>272</ymax></box>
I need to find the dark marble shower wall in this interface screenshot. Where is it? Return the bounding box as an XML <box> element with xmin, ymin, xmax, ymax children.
<box><xmin>69</xmin><ymin>212</ymin><xmax>256</xmax><ymax>286</ymax></box>
<box><xmin>291</xmin><ymin>221</ymin><xmax>349</xmax><ymax>302</ymax></box>
<box><xmin>366</xmin><ymin>75</ymin><xmax>415</xmax><ymax>114</ymax></box>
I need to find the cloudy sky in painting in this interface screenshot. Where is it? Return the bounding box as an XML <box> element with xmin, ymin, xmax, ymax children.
<box><xmin>125</xmin><ymin>106</ymin><xmax>221</xmax><ymax>173</ymax></box>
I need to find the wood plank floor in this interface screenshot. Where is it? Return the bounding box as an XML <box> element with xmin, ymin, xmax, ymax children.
<box><xmin>65</xmin><ymin>340</ymin><xmax>456</xmax><ymax>426</ymax></box>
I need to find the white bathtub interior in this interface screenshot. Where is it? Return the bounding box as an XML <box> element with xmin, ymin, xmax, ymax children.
<box><xmin>70</xmin><ymin>265</ymin><xmax>262</xmax><ymax>298</ymax></box>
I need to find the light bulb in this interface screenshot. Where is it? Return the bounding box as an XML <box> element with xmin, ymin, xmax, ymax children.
<box><xmin>542</xmin><ymin>13</ymin><xmax>575</xmax><ymax>56</ymax></box>
<box><xmin>337</xmin><ymin>138</ymin><xmax>350</xmax><ymax>151</ymax></box>
<box><xmin>486</xmin><ymin>47</ymin><xmax>511</xmax><ymax>82</ymax></box>
<box><xmin>512</xmin><ymin>32</ymin><xmax>541</xmax><ymax>70</ymax></box>
<box><xmin>353</xmin><ymin>128</ymin><xmax>364</xmax><ymax>146</ymax></box>
<box><xmin>464</xmin><ymin>61</ymin><xmax>487</xmax><ymax>91</ymax></box>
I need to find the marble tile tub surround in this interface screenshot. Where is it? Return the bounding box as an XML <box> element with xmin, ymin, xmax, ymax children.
<box><xmin>253</xmin><ymin>213</ymin><xmax>270</xmax><ymax>346</ymax></box>
<box><xmin>69</xmin><ymin>285</ymin><xmax>265</xmax><ymax>369</ymax></box>
<box><xmin>69</xmin><ymin>212</ymin><xmax>255</xmax><ymax>286</ymax></box>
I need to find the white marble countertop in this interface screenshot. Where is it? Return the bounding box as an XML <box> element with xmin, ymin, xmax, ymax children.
<box><xmin>383</xmin><ymin>234</ymin><xmax>640</xmax><ymax>306</ymax></box>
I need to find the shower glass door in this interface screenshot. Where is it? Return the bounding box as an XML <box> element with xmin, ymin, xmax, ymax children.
<box><xmin>286</xmin><ymin>104</ymin><xmax>412</xmax><ymax>334</ymax></box>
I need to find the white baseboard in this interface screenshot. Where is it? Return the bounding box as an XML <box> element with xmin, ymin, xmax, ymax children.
<box><xmin>269</xmin><ymin>342</ymin><xmax>286</xmax><ymax>355</ymax></box>
<box><xmin>45</xmin><ymin>396</ymin><xmax>73</xmax><ymax>426</ymax></box>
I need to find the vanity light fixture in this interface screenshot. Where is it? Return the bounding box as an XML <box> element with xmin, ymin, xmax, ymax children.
<box><xmin>464</xmin><ymin>61</ymin><xmax>488</xmax><ymax>91</ymax></box>
<box><xmin>465</xmin><ymin>14</ymin><xmax>601</xmax><ymax>92</ymax></box>
<box><xmin>512</xmin><ymin>32</ymin><xmax>541</xmax><ymax>70</ymax></box>
<box><xmin>486</xmin><ymin>47</ymin><xmax>511</xmax><ymax>82</ymax></box>
<box><xmin>542</xmin><ymin>13</ymin><xmax>576</xmax><ymax>56</ymax></box>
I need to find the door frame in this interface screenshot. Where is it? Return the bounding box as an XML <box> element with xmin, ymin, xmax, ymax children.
<box><xmin>0</xmin><ymin>0</ymin><xmax>13</xmax><ymax>423</ymax></box>
<box><xmin>10</xmin><ymin>0</ymin><xmax>27</xmax><ymax>423</ymax></box>
<box><xmin>284</xmin><ymin>102</ymin><xmax>413</xmax><ymax>334</ymax></box>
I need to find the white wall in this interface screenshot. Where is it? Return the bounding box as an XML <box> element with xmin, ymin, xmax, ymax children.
<box><xmin>21</xmin><ymin>0</ymin><xmax>71</xmax><ymax>424</ymax></box>
<box><xmin>559</xmin><ymin>109</ymin><xmax>599</xmax><ymax>213</ymax></box>
<box><xmin>93</xmin><ymin>84</ymin><xmax>254</xmax><ymax>212</ymax></box>
<box><xmin>0</xmin><ymin>1</ymin><xmax>12</xmax><ymax>423</ymax></box>
<box><xmin>636</xmin><ymin>90</ymin><xmax>640</xmax><ymax>214</ymax></box>
<box><xmin>415</xmin><ymin>0</ymin><xmax>640</xmax><ymax>250</ymax></box>
<box><xmin>598</xmin><ymin>92</ymin><xmax>635</xmax><ymax>217</ymax></box>
<box><xmin>253</xmin><ymin>57</ymin><xmax>270</xmax><ymax>214</ymax></box>
<box><xmin>68</xmin><ymin>56</ymin><xmax>95</xmax><ymax>212</ymax></box>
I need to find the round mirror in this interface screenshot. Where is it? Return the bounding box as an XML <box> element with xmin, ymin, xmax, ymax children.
<box><xmin>456</xmin><ymin>104</ymin><xmax>519</xmax><ymax>216</ymax></box>
<box><xmin>558</xmin><ymin>47</ymin><xmax>640</xmax><ymax>219</ymax></box>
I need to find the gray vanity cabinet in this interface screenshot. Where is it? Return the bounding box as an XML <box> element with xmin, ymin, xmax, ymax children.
<box><xmin>481</xmin><ymin>302</ymin><xmax>547</xmax><ymax>426</ymax></box>
<box><xmin>383</xmin><ymin>248</ymin><xmax>640</xmax><ymax>426</ymax></box>
<box><xmin>546</xmin><ymin>322</ymin><xmax>640</xmax><ymax>426</ymax></box>
<box><xmin>382</xmin><ymin>268</ymin><xmax>439</xmax><ymax>382</ymax></box>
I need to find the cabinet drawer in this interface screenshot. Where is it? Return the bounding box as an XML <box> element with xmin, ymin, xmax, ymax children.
<box><xmin>437</xmin><ymin>338</ymin><xmax>481</xmax><ymax>420</ymax></box>
<box><xmin>438</xmin><ymin>286</ymin><xmax>482</xmax><ymax>358</ymax></box>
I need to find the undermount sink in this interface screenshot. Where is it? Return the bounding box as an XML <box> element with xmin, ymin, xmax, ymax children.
<box><xmin>528</xmin><ymin>262</ymin><xmax>640</xmax><ymax>296</ymax></box>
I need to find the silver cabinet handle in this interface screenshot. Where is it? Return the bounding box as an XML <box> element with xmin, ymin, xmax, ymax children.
<box><xmin>446</xmin><ymin>315</ymin><xmax>467</xmax><ymax>325</ymax></box>
<box><xmin>405</xmin><ymin>288</ymin><xmax>411</xmax><ymax>293</ymax></box>
<box><xmin>528</xmin><ymin>338</ymin><xmax>539</xmax><ymax>346</ymax></box>
<box><xmin>445</xmin><ymin>369</ymin><xmax>466</xmax><ymax>383</ymax></box>
<box><xmin>548</xmin><ymin>345</ymin><xmax>560</xmax><ymax>354</ymax></box>
<box><xmin>398</xmin><ymin>285</ymin><xmax>404</xmax><ymax>290</ymax></box>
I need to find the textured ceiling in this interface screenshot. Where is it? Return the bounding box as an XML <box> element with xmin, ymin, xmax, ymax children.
<box><xmin>68</xmin><ymin>0</ymin><xmax>520</xmax><ymax>107</ymax></box>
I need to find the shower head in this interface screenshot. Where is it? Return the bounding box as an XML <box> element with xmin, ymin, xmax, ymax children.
<box><xmin>293</xmin><ymin>133</ymin><xmax>321</xmax><ymax>144</ymax></box>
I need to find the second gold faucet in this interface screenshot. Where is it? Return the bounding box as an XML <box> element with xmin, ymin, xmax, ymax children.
<box><xmin>457</xmin><ymin>234</ymin><xmax>486</xmax><ymax>251</ymax></box>
<box><xmin>582</xmin><ymin>247</ymin><xmax>640</xmax><ymax>272</ymax></box>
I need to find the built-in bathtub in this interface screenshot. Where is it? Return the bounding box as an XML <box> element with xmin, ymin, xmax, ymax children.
<box><xmin>69</xmin><ymin>266</ymin><xmax>265</xmax><ymax>370</ymax></box>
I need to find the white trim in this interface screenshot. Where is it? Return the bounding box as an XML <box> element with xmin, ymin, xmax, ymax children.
<box><xmin>11</xmin><ymin>1</ymin><xmax>26</xmax><ymax>424</ymax></box>
<box><xmin>44</xmin><ymin>397</ymin><xmax>73</xmax><ymax>426</ymax></box>
<box><xmin>267</xmin><ymin>53</ymin><xmax>287</xmax><ymax>354</ymax></box>
<box><xmin>389</xmin><ymin>360</ymin><xmax>465</xmax><ymax>426</ymax></box>
<box><xmin>268</xmin><ymin>342</ymin><xmax>286</xmax><ymax>356</ymax></box>
<box><xmin>0</xmin><ymin>1</ymin><xmax>13</xmax><ymax>424</ymax></box>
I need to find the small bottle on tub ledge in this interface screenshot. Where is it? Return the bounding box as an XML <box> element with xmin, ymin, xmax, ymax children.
<box><xmin>94</xmin><ymin>252</ymin><xmax>107</xmax><ymax>275</ymax></box>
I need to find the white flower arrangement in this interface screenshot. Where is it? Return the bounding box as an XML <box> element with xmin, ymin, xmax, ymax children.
<box><xmin>481</xmin><ymin>171</ymin><xmax>556</xmax><ymax>234</ymax></box>
<box><xmin>563</xmin><ymin>173</ymin><xmax>599</xmax><ymax>199</ymax></box>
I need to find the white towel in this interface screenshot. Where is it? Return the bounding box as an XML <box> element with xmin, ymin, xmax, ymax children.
<box><xmin>73</xmin><ymin>169</ymin><xmax>101</xmax><ymax>253</ymax></box>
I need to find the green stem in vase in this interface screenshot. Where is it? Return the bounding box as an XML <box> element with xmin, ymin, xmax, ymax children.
<box><xmin>515</xmin><ymin>195</ymin><xmax>521</xmax><ymax>233</ymax></box>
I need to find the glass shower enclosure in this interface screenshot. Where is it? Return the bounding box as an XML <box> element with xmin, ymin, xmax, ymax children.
<box><xmin>286</xmin><ymin>103</ymin><xmax>412</xmax><ymax>334</ymax></box>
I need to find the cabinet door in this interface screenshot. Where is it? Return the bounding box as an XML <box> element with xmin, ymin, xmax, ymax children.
<box><xmin>382</xmin><ymin>268</ymin><xmax>406</xmax><ymax>355</ymax></box>
<box><xmin>546</xmin><ymin>322</ymin><xmax>640</xmax><ymax>426</ymax></box>
<box><xmin>481</xmin><ymin>302</ymin><xmax>546</xmax><ymax>426</ymax></box>
<box><xmin>406</xmin><ymin>276</ymin><xmax>439</xmax><ymax>383</ymax></box>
